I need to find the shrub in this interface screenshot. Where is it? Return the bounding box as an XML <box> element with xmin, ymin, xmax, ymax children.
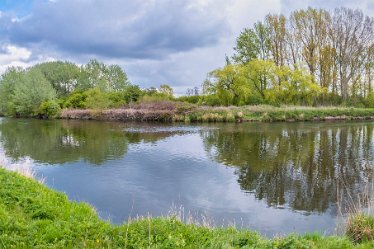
<box><xmin>106</xmin><ymin>91</ymin><xmax>126</xmax><ymax>108</ymax></box>
<box><xmin>177</xmin><ymin>95</ymin><xmax>201</xmax><ymax>104</ymax></box>
<box><xmin>39</xmin><ymin>100</ymin><xmax>61</xmax><ymax>118</ymax></box>
<box><xmin>199</xmin><ymin>94</ymin><xmax>221</xmax><ymax>106</ymax></box>
<box><xmin>64</xmin><ymin>92</ymin><xmax>87</xmax><ymax>109</ymax></box>
<box><xmin>84</xmin><ymin>88</ymin><xmax>111</xmax><ymax>109</ymax></box>
<box><xmin>123</xmin><ymin>85</ymin><xmax>144</xmax><ymax>103</ymax></box>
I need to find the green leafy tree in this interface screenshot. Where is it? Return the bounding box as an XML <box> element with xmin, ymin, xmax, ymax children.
<box><xmin>78</xmin><ymin>59</ymin><xmax>129</xmax><ymax>92</ymax></box>
<box><xmin>12</xmin><ymin>69</ymin><xmax>56</xmax><ymax>117</ymax></box>
<box><xmin>33</xmin><ymin>61</ymin><xmax>81</xmax><ymax>97</ymax></box>
<box><xmin>204</xmin><ymin>64</ymin><xmax>250</xmax><ymax>105</ymax></box>
<box><xmin>233</xmin><ymin>22</ymin><xmax>270</xmax><ymax>64</ymax></box>
<box><xmin>0</xmin><ymin>67</ymin><xmax>24</xmax><ymax>115</ymax></box>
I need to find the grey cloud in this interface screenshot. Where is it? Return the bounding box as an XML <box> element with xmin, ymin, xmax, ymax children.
<box><xmin>4</xmin><ymin>0</ymin><xmax>230</xmax><ymax>59</ymax></box>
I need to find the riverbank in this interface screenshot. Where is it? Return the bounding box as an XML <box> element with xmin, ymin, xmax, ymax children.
<box><xmin>1</xmin><ymin>168</ymin><xmax>373</xmax><ymax>248</ymax></box>
<box><xmin>59</xmin><ymin>103</ymin><xmax>374</xmax><ymax>123</ymax></box>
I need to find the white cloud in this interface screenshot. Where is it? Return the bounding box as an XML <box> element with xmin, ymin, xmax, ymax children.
<box><xmin>0</xmin><ymin>45</ymin><xmax>32</xmax><ymax>73</ymax></box>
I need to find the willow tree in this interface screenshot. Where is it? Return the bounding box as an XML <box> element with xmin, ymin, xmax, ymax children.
<box><xmin>204</xmin><ymin>64</ymin><xmax>250</xmax><ymax>105</ymax></box>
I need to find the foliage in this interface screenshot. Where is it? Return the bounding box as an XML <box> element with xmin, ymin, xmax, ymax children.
<box><xmin>39</xmin><ymin>100</ymin><xmax>61</xmax><ymax>118</ymax></box>
<box><xmin>84</xmin><ymin>88</ymin><xmax>111</xmax><ymax>109</ymax></box>
<box><xmin>123</xmin><ymin>85</ymin><xmax>144</xmax><ymax>103</ymax></box>
<box><xmin>159</xmin><ymin>84</ymin><xmax>174</xmax><ymax>97</ymax></box>
<box><xmin>233</xmin><ymin>7</ymin><xmax>374</xmax><ymax>102</ymax></box>
<box><xmin>0</xmin><ymin>67</ymin><xmax>23</xmax><ymax>116</ymax></box>
<box><xmin>13</xmin><ymin>69</ymin><xmax>57</xmax><ymax>117</ymax></box>
<box><xmin>63</xmin><ymin>91</ymin><xmax>88</xmax><ymax>109</ymax></box>
<box><xmin>204</xmin><ymin>60</ymin><xmax>322</xmax><ymax>106</ymax></box>
<box><xmin>33</xmin><ymin>61</ymin><xmax>80</xmax><ymax>97</ymax></box>
<box><xmin>78</xmin><ymin>59</ymin><xmax>129</xmax><ymax>92</ymax></box>
<box><xmin>177</xmin><ymin>95</ymin><xmax>200</xmax><ymax>104</ymax></box>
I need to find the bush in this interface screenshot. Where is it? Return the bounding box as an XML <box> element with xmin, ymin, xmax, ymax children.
<box><xmin>39</xmin><ymin>100</ymin><xmax>61</xmax><ymax>118</ymax></box>
<box><xmin>106</xmin><ymin>91</ymin><xmax>126</xmax><ymax>108</ymax></box>
<box><xmin>199</xmin><ymin>94</ymin><xmax>221</xmax><ymax>106</ymax></box>
<box><xmin>123</xmin><ymin>85</ymin><xmax>144</xmax><ymax>103</ymax></box>
<box><xmin>64</xmin><ymin>92</ymin><xmax>87</xmax><ymax>109</ymax></box>
<box><xmin>176</xmin><ymin>95</ymin><xmax>201</xmax><ymax>104</ymax></box>
<box><xmin>84</xmin><ymin>88</ymin><xmax>111</xmax><ymax>109</ymax></box>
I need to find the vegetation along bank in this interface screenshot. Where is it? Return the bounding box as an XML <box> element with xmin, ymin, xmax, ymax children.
<box><xmin>1</xmin><ymin>167</ymin><xmax>374</xmax><ymax>248</ymax></box>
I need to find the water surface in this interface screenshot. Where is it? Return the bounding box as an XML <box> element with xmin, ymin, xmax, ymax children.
<box><xmin>1</xmin><ymin>118</ymin><xmax>373</xmax><ymax>236</ymax></box>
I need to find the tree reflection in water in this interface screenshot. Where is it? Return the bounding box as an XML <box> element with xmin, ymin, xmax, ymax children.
<box><xmin>0</xmin><ymin>119</ymin><xmax>176</xmax><ymax>165</ymax></box>
<box><xmin>201</xmin><ymin>122</ymin><xmax>374</xmax><ymax>214</ymax></box>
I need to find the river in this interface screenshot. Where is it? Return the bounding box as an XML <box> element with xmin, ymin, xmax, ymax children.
<box><xmin>1</xmin><ymin>118</ymin><xmax>373</xmax><ymax>236</ymax></box>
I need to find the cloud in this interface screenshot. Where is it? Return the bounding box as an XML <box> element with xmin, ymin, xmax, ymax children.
<box><xmin>0</xmin><ymin>45</ymin><xmax>32</xmax><ymax>73</ymax></box>
<box><xmin>4</xmin><ymin>0</ymin><xmax>230</xmax><ymax>60</ymax></box>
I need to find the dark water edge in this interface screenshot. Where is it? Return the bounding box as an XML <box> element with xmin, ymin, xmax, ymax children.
<box><xmin>0</xmin><ymin>118</ymin><xmax>373</xmax><ymax>237</ymax></box>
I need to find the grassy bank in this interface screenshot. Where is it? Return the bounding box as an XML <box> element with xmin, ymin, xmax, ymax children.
<box><xmin>59</xmin><ymin>102</ymin><xmax>374</xmax><ymax>123</ymax></box>
<box><xmin>1</xmin><ymin>168</ymin><xmax>374</xmax><ymax>248</ymax></box>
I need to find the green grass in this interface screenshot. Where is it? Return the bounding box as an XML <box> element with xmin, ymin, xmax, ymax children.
<box><xmin>1</xmin><ymin>168</ymin><xmax>374</xmax><ymax>248</ymax></box>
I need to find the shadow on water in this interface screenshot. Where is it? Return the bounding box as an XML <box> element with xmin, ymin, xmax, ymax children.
<box><xmin>200</xmin><ymin>122</ymin><xmax>374</xmax><ymax>214</ymax></box>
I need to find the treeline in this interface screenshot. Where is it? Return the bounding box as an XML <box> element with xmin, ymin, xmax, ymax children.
<box><xmin>203</xmin><ymin>7</ymin><xmax>374</xmax><ymax>106</ymax></box>
<box><xmin>0</xmin><ymin>60</ymin><xmax>174</xmax><ymax>117</ymax></box>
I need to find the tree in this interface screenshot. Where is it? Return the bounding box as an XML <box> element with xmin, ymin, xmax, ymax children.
<box><xmin>159</xmin><ymin>84</ymin><xmax>174</xmax><ymax>97</ymax></box>
<box><xmin>33</xmin><ymin>61</ymin><xmax>80</xmax><ymax>97</ymax></box>
<box><xmin>78</xmin><ymin>59</ymin><xmax>129</xmax><ymax>92</ymax></box>
<box><xmin>230</xmin><ymin>6</ymin><xmax>373</xmax><ymax>104</ymax></box>
<box><xmin>242</xmin><ymin>59</ymin><xmax>277</xmax><ymax>100</ymax></box>
<box><xmin>0</xmin><ymin>67</ymin><xmax>23</xmax><ymax>115</ymax></box>
<box><xmin>290</xmin><ymin>8</ymin><xmax>331</xmax><ymax>82</ymax></box>
<box><xmin>204</xmin><ymin>64</ymin><xmax>250</xmax><ymax>105</ymax></box>
<box><xmin>12</xmin><ymin>69</ymin><xmax>56</xmax><ymax>116</ymax></box>
<box><xmin>266</xmin><ymin>14</ymin><xmax>287</xmax><ymax>67</ymax></box>
<box><xmin>332</xmin><ymin>8</ymin><xmax>374</xmax><ymax>99</ymax></box>
<box><xmin>233</xmin><ymin>22</ymin><xmax>270</xmax><ymax>64</ymax></box>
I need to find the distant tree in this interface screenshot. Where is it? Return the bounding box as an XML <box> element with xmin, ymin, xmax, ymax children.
<box><xmin>194</xmin><ymin>87</ymin><xmax>199</xmax><ymax>96</ymax></box>
<box><xmin>144</xmin><ymin>87</ymin><xmax>158</xmax><ymax>96</ymax></box>
<box><xmin>78</xmin><ymin>59</ymin><xmax>129</xmax><ymax>92</ymax></box>
<box><xmin>159</xmin><ymin>84</ymin><xmax>174</xmax><ymax>97</ymax></box>
<box><xmin>33</xmin><ymin>61</ymin><xmax>80</xmax><ymax>97</ymax></box>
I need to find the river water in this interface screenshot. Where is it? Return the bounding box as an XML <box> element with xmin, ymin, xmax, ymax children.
<box><xmin>1</xmin><ymin>118</ymin><xmax>373</xmax><ymax>236</ymax></box>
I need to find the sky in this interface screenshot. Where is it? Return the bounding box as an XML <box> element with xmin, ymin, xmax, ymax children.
<box><xmin>0</xmin><ymin>0</ymin><xmax>373</xmax><ymax>95</ymax></box>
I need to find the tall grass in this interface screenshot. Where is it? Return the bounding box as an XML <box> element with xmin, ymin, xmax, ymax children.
<box><xmin>338</xmin><ymin>180</ymin><xmax>374</xmax><ymax>243</ymax></box>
